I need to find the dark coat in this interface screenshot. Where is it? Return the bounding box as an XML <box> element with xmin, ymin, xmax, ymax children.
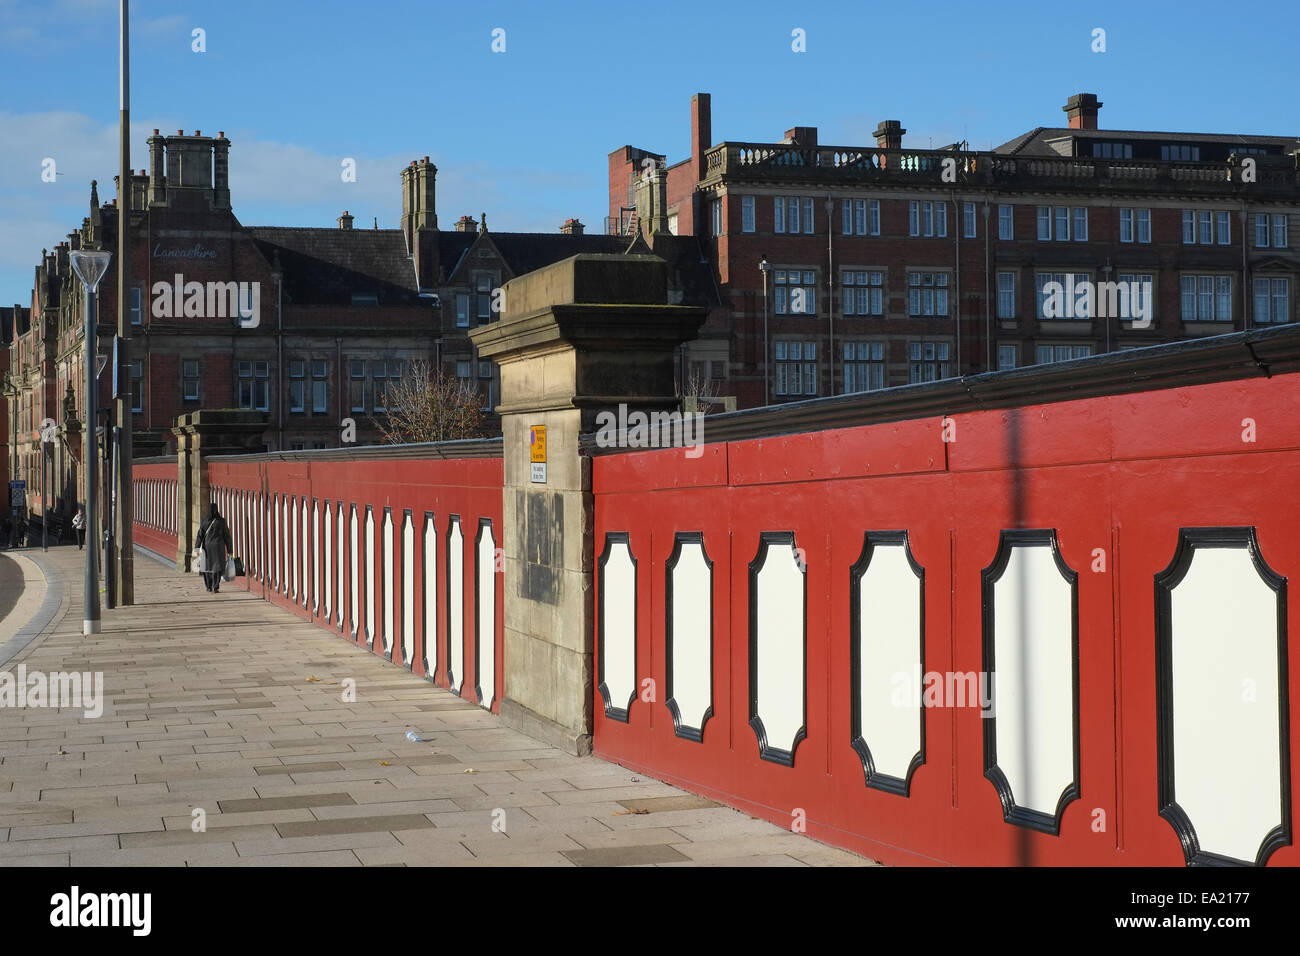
<box><xmin>197</xmin><ymin>514</ymin><xmax>232</xmax><ymax>571</ymax></box>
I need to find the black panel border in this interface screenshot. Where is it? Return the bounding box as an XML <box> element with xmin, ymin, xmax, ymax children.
<box><xmin>747</xmin><ymin>531</ymin><xmax>808</xmax><ymax>767</ymax></box>
<box><xmin>364</xmin><ymin>505</ymin><xmax>376</xmax><ymax>649</ymax></box>
<box><xmin>1154</xmin><ymin>526</ymin><xmax>1292</xmax><ymax>867</ymax></box>
<box><xmin>446</xmin><ymin>514</ymin><xmax>462</xmax><ymax>693</ymax></box>
<box><xmin>474</xmin><ymin>518</ymin><xmax>495</xmax><ymax>708</ymax></box>
<box><xmin>665</xmin><ymin>532</ymin><xmax>714</xmax><ymax>743</ymax></box>
<box><xmin>301</xmin><ymin>497</ymin><xmax>310</xmax><ymax>610</ymax></box>
<box><xmin>311</xmin><ymin>498</ymin><xmax>321</xmax><ymax>616</ymax></box>
<box><xmin>597</xmin><ymin>532</ymin><xmax>638</xmax><ymax>722</ymax></box>
<box><xmin>336</xmin><ymin>500</ymin><xmax>347</xmax><ymax>633</ymax></box>
<box><xmin>981</xmin><ymin>528</ymin><xmax>1081</xmax><ymax>835</ymax></box>
<box><xmin>400</xmin><ymin>509</ymin><xmax>414</xmax><ymax>671</ymax></box>
<box><xmin>421</xmin><ymin>511</ymin><xmax>437</xmax><ymax>684</ymax></box>
<box><xmin>348</xmin><ymin>503</ymin><xmax>359</xmax><ymax>641</ymax></box>
<box><xmin>849</xmin><ymin>530</ymin><xmax>926</xmax><ymax>796</ymax></box>
<box><xmin>322</xmin><ymin>500</ymin><xmax>332</xmax><ymax>622</ymax></box>
<box><xmin>381</xmin><ymin>506</ymin><xmax>393</xmax><ymax>661</ymax></box>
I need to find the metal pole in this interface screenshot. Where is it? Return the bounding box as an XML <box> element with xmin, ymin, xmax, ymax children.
<box><xmin>115</xmin><ymin>0</ymin><xmax>135</xmax><ymax>605</ymax></box>
<box><xmin>84</xmin><ymin>287</ymin><xmax>100</xmax><ymax>635</ymax></box>
<box><xmin>41</xmin><ymin>442</ymin><xmax>47</xmax><ymax>552</ymax></box>
<box><xmin>105</xmin><ymin>424</ymin><xmax>116</xmax><ymax>609</ymax></box>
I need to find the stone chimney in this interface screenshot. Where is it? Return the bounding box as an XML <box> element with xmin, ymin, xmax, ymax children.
<box><xmin>691</xmin><ymin>93</ymin><xmax>711</xmax><ymax>182</ymax></box>
<box><xmin>213</xmin><ymin>131</ymin><xmax>230</xmax><ymax>209</ymax></box>
<box><xmin>148</xmin><ymin>130</ymin><xmax>166</xmax><ymax>205</ymax></box>
<box><xmin>560</xmin><ymin>218</ymin><xmax>585</xmax><ymax>235</ymax></box>
<box><xmin>784</xmin><ymin>126</ymin><xmax>818</xmax><ymax>147</ymax></box>
<box><xmin>1063</xmin><ymin>93</ymin><xmax>1103</xmax><ymax>130</ymax></box>
<box><xmin>400</xmin><ymin>156</ymin><xmax>439</xmax><ymax>290</ymax></box>
<box><xmin>873</xmin><ymin>120</ymin><xmax>906</xmax><ymax>150</ymax></box>
<box><xmin>455</xmin><ymin>215</ymin><xmax>476</xmax><ymax>232</ymax></box>
<box><xmin>337</xmin><ymin>210</ymin><xmax>354</xmax><ymax>230</ymax></box>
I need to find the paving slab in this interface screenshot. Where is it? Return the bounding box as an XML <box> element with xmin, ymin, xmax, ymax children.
<box><xmin>0</xmin><ymin>544</ymin><xmax>872</xmax><ymax>867</ymax></box>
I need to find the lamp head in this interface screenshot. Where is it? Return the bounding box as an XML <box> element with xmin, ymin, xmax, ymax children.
<box><xmin>69</xmin><ymin>250</ymin><xmax>114</xmax><ymax>292</ymax></box>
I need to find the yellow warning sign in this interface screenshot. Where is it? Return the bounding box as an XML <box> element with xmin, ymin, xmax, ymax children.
<box><xmin>530</xmin><ymin>425</ymin><xmax>547</xmax><ymax>463</ymax></box>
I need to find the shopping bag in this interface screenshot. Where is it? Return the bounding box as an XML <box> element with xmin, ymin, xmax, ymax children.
<box><xmin>223</xmin><ymin>556</ymin><xmax>237</xmax><ymax>582</ymax></box>
<box><xmin>194</xmin><ymin>548</ymin><xmax>207</xmax><ymax>573</ymax></box>
<box><xmin>232</xmin><ymin>556</ymin><xmax>245</xmax><ymax>577</ymax></box>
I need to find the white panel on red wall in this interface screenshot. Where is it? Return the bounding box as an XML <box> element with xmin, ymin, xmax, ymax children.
<box><xmin>666</xmin><ymin>534</ymin><xmax>712</xmax><ymax>741</ymax></box>
<box><xmin>290</xmin><ymin>496</ymin><xmax>299</xmax><ymax>600</ymax></box>
<box><xmin>349</xmin><ymin>504</ymin><xmax>359</xmax><ymax>639</ymax></box>
<box><xmin>598</xmin><ymin>533</ymin><xmax>637</xmax><ymax>721</ymax></box>
<box><xmin>748</xmin><ymin>533</ymin><xmax>806</xmax><ymax>765</ymax></box>
<box><xmin>365</xmin><ymin>506</ymin><xmax>376</xmax><ymax>649</ymax></box>
<box><xmin>337</xmin><ymin>503</ymin><xmax>346</xmax><ymax>631</ymax></box>
<box><xmin>312</xmin><ymin>499</ymin><xmax>320</xmax><ymax>614</ymax></box>
<box><xmin>323</xmin><ymin>501</ymin><xmax>333</xmax><ymax>620</ymax></box>
<box><xmin>448</xmin><ymin>517</ymin><xmax>464</xmax><ymax>694</ymax></box>
<box><xmin>423</xmin><ymin>512</ymin><xmax>437</xmax><ymax>677</ymax></box>
<box><xmin>301</xmin><ymin>498</ymin><xmax>310</xmax><ymax>609</ymax></box>
<box><xmin>851</xmin><ymin>533</ymin><xmax>925</xmax><ymax>795</ymax></box>
<box><xmin>1156</xmin><ymin>529</ymin><xmax>1290</xmax><ymax>866</ymax></box>
<box><xmin>982</xmin><ymin>530</ymin><xmax>1079</xmax><ymax>834</ymax></box>
<box><xmin>476</xmin><ymin>520</ymin><xmax>496</xmax><ymax>711</ymax></box>
<box><xmin>402</xmin><ymin>511</ymin><xmax>414</xmax><ymax>669</ymax></box>
<box><xmin>382</xmin><ymin>508</ymin><xmax>394</xmax><ymax>658</ymax></box>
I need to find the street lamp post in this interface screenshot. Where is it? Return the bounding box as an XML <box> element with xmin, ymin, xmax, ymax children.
<box><xmin>759</xmin><ymin>256</ymin><xmax>771</xmax><ymax>407</ymax></box>
<box><xmin>69</xmin><ymin>248</ymin><xmax>112</xmax><ymax>636</ymax></box>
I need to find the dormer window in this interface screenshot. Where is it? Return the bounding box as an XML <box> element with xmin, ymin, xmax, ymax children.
<box><xmin>1161</xmin><ymin>144</ymin><xmax>1201</xmax><ymax>162</ymax></box>
<box><xmin>1090</xmin><ymin>142</ymin><xmax>1132</xmax><ymax>159</ymax></box>
<box><xmin>350</xmin><ymin>293</ymin><xmax>378</xmax><ymax>306</ymax></box>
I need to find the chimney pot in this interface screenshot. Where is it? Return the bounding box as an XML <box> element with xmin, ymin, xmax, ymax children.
<box><xmin>217</xmin><ymin>131</ymin><xmax>224</xmax><ymax>138</ymax></box>
<box><xmin>194</xmin><ymin>130</ymin><xmax>200</xmax><ymax>136</ymax></box>
<box><xmin>1063</xmin><ymin>93</ymin><xmax>1103</xmax><ymax>130</ymax></box>
<box><xmin>153</xmin><ymin>128</ymin><xmax>159</xmax><ymax>135</ymax></box>
<box><xmin>423</xmin><ymin>155</ymin><xmax>430</xmax><ymax>162</ymax></box>
<box><xmin>177</xmin><ymin>130</ymin><xmax>183</xmax><ymax>135</ymax></box>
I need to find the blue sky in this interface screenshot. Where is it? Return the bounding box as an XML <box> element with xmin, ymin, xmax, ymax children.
<box><xmin>1</xmin><ymin>0</ymin><xmax>1297</xmax><ymax>306</ymax></box>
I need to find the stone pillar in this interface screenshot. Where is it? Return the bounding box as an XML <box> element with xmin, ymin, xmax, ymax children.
<box><xmin>172</xmin><ymin>410</ymin><xmax>268</xmax><ymax>571</ymax></box>
<box><xmin>470</xmin><ymin>254</ymin><xmax>705</xmax><ymax>755</ymax></box>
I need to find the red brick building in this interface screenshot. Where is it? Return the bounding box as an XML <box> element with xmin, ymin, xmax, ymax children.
<box><xmin>6</xmin><ymin>132</ymin><xmax>718</xmax><ymax>523</ymax></box>
<box><xmin>610</xmin><ymin>92</ymin><xmax>1300</xmax><ymax>408</ymax></box>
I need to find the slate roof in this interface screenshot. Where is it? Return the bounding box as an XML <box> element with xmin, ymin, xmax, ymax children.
<box><xmin>245</xmin><ymin>227</ymin><xmax>420</xmax><ymax>305</ymax></box>
<box><xmin>996</xmin><ymin>127</ymin><xmax>1300</xmax><ymax>157</ymax></box>
<box><xmin>244</xmin><ymin>225</ymin><xmax>720</xmax><ymax>309</ymax></box>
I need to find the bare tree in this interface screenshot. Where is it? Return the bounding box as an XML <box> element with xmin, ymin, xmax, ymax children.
<box><xmin>373</xmin><ymin>359</ymin><xmax>485</xmax><ymax>444</ymax></box>
<box><xmin>681</xmin><ymin>367</ymin><xmax>722</xmax><ymax>414</ymax></box>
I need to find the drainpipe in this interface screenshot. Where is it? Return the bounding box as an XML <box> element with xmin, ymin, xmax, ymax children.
<box><xmin>335</xmin><ymin>336</ymin><xmax>343</xmax><ymax>448</ymax></box>
<box><xmin>276</xmin><ymin>273</ymin><xmax>283</xmax><ymax>449</ymax></box>
<box><xmin>952</xmin><ymin>193</ymin><xmax>961</xmax><ymax>376</ymax></box>
<box><xmin>983</xmin><ymin>200</ymin><xmax>991</xmax><ymax>370</ymax></box>
<box><xmin>1241</xmin><ymin>203</ymin><xmax>1250</xmax><ymax>330</ymax></box>
<box><xmin>826</xmin><ymin>196</ymin><xmax>834</xmax><ymax>396</ymax></box>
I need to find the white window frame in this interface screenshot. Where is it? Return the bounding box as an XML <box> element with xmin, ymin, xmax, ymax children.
<box><xmin>998</xmin><ymin>204</ymin><xmax>1014</xmax><ymax>240</ymax></box>
<box><xmin>741</xmin><ymin>196</ymin><xmax>755</xmax><ymax>233</ymax></box>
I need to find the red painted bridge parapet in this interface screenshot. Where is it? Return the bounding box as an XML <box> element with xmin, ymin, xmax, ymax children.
<box><xmin>204</xmin><ymin>440</ymin><xmax>505</xmax><ymax>712</ymax></box>
<box><xmin>590</xmin><ymin>326</ymin><xmax>1300</xmax><ymax>867</ymax></box>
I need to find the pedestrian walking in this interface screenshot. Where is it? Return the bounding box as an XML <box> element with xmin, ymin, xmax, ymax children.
<box><xmin>196</xmin><ymin>503</ymin><xmax>233</xmax><ymax>593</ymax></box>
<box><xmin>72</xmin><ymin>506</ymin><xmax>86</xmax><ymax>550</ymax></box>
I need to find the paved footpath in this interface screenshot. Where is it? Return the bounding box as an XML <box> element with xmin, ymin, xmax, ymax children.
<box><xmin>0</xmin><ymin>543</ymin><xmax>872</xmax><ymax>867</ymax></box>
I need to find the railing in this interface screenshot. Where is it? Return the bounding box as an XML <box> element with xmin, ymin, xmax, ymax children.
<box><xmin>205</xmin><ymin>442</ymin><xmax>505</xmax><ymax>712</ymax></box>
<box><xmin>130</xmin><ymin>457</ymin><xmax>178</xmax><ymax>559</ymax></box>
<box><xmin>703</xmin><ymin>141</ymin><xmax>1300</xmax><ymax>193</ymax></box>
